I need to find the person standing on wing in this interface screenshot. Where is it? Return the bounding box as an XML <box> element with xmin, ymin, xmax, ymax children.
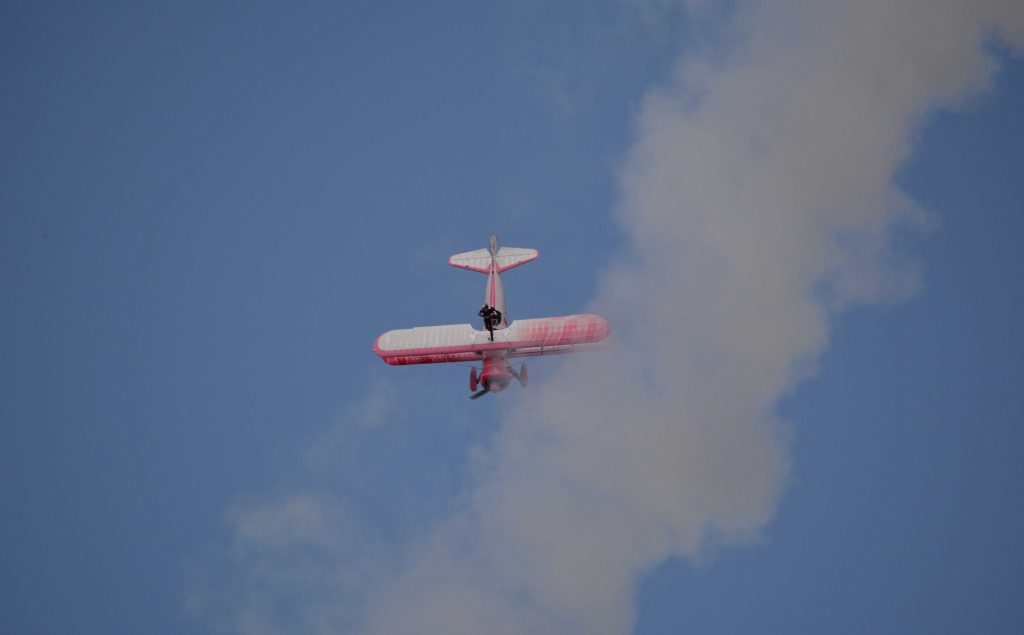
<box><xmin>479</xmin><ymin>304</ymin><xmax>496</xmax><ymax>341</ymax></box>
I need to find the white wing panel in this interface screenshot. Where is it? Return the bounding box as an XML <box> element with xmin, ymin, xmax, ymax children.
<box><xmin>376</xmin><ymin>323</ymin><xmax>482</xmax><ymax>352</ymax></box>
<box><xmin>374</xmin><ymin>323</ymin><xmax>490</xmax><ymax>365</ymax></box>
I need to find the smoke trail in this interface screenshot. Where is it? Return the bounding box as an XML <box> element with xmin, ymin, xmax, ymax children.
<box><xmin>358</xmin><ymin>2</ymin><xmax>1024</xmax><ymax>634</ymax></box>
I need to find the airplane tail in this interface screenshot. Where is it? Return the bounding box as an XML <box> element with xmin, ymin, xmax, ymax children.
<box><xmin>448</xmin><ymin>234</ymin><xmax>539</xmax><ymax>273</ymax></box>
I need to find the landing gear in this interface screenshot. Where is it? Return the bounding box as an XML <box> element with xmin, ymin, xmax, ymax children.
<box><xmin>469</xmin><ymin>363</ymin><xmax>526</xmax><ymax>400</ymax></box>
<box><xmin>507</xmin><ymin>363</ymin><xmax>528</xmax><ymax>388</ymax></box>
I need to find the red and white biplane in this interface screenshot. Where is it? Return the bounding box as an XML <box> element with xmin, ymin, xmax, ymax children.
<box><xmin>373</xmin><ymin>234</ymin><xmax>610</xmax><ymax>399</ymax></box>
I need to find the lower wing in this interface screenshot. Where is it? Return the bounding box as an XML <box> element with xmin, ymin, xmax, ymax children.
<box><xmin>373</xmin><ymin>314</ymin><xmax>610</xmax><ymax>366</ymax></box>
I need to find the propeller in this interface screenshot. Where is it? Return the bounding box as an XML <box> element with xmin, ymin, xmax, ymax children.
<box><xmin>470</xmin><ymin>388</ymin><xmax>490</xmax><ymax>400</ymax></box>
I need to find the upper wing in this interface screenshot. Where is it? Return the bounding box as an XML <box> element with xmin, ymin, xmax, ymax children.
<box><xmin>374</xmin><ymin>323</ymin><xmax>486</xmax><ymax>365</ymax></box>
<box><xmin>503</xmin><ymin>314</ymin><xmax>609</xmax><ymax>358</ymax></box>
<box><xmin>374</xmin><ymin>314</ymin><xmax>609</xmax><ymax>366</ymax></box>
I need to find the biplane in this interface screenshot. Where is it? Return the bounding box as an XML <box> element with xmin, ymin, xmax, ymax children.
<box><xmin>373</xmin><ymin>234</ymin><xmax>610</xmax><ymax>399</ymax></box>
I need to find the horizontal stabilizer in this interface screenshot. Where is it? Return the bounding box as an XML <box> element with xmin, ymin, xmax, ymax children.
<box><xmin>448</xmin><ymin>248</ymin><xmax>492</xmax><ymax>273</ymax></box>
<box><xmin>449</xmin><ymin>247</ymin><xmax>539</xmax><ymax>273</ymax></box>
<box><xmin>493</xmin><ymin>247</ymin><xmax>539</xmax><ymax>272</ymax></box>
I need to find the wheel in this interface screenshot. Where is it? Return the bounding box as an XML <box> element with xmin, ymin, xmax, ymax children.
<box><xmin>519</xmin><ymin>363</ymin><xmax>528</xmax><ymax>388</ymax></box>
<box><xmin>470</xmin><ymin>367</ymin><xmax>479</xmax><ymax>391</ymax></box>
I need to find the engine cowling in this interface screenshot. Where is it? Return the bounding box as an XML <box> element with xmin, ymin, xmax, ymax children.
<box><xmin>480</xmin><ymin>357</ymin><xmax>510</xmax><ymax>393</ymax></box>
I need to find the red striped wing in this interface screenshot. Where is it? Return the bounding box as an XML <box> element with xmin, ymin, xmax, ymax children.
<box><xmin>374</xmin><ymin>314</ymin><xmax>609</xmax><ymax>366</ymax></box>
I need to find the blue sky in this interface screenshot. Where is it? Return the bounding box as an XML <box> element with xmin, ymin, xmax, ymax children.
<box><xmin>2</xmin><ymin>2</ymin><xmax>1022</xmax><ymax>634</ymax></box>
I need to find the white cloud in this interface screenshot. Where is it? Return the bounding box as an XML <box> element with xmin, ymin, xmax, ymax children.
<box><xmin>188</xmin><ymin>492</ymin><xmax>386</xmax><ymax>635</ymax></box>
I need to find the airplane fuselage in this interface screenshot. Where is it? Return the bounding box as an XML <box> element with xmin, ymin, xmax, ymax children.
<box><xmin>481</xmin><ymin>237</ymin><xmax>511</xmax><ymax>391</ymax></box>
<box><xmin>483</xmin><ymin>233</ymin><xmax>509</xmax><ymax>331</ymax></box>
